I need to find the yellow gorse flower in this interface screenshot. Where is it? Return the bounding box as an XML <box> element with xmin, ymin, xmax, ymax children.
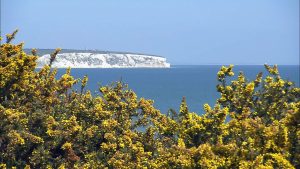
<box><xmin>0</xmin><ymin>31</ymin><xmax>299</xmax><ymax>168</ymax></box>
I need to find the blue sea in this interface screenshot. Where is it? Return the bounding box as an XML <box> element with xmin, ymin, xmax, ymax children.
<box><xmin>55</xmin><ymin>65</ymin><xmax>299</xmax><ymax>114</ymax></box>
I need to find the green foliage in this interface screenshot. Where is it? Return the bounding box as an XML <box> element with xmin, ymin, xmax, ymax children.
<box><xmin>1</xmin><ymin>31</ymin><xmax>299</xmax><ymax>168</ymax></box>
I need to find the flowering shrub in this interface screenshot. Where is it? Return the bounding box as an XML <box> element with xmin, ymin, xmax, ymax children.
<box><xmin>0</xmin><ymin>31</ymin><xmax>299</xmax><ymax>168</ymax></box>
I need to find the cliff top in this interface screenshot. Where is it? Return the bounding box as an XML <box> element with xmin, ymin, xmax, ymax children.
<box><xmin>24</xmin><ymin>48</ymin><xmax>164</xmax><ymax>58</ymax></box>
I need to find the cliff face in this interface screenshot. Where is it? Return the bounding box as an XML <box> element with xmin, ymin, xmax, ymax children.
<box><xmin>37</xmin><ymin>53</ymin><xmax>170</xmax><ymax>68</ymax></box>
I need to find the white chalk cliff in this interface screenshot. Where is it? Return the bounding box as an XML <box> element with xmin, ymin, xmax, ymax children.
<box><xmin>37</xmin><ymin>53</ymin><xmax>170</xmax><ymax>68</ymax></box>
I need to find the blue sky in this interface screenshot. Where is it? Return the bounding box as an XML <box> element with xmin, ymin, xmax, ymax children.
<box><xmin>1</xmin><ymin>0</ymin><xmax>299</xmax><ymax>65</ymax></box>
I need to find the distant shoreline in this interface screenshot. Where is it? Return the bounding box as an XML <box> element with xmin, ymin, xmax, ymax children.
<box><xmin>24</xmin><ymin>48</ymin><xmax>164</xmax><ymax>58</ymax></box>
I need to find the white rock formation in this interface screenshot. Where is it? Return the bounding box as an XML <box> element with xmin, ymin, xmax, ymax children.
<box><xmin>37</xmin><ymin>53</ymin><xmax>170</xmax><ymax>68</ymax></box>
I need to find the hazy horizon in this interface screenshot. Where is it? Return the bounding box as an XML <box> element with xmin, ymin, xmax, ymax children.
<box><xmin>21</xmin><ymin>48</ymin><xmax>299</xmax><ymax>66</ymax></box>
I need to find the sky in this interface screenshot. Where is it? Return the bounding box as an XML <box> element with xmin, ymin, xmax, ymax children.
<box><xmin>1</xmin><ymin>0</ymin><xmax>299</xmax><ymax>65</ymax></box>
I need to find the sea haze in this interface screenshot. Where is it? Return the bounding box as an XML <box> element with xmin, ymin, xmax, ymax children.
<box><xmin>53</xmin><ymin>65</ymin><xmax>299</xmax><ymax>114</ymax></box>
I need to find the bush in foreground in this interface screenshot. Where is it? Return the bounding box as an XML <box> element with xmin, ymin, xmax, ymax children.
<box><xmin>0</xmin><ymin>31</ymin><xmax>299</xmax><ymax>168</ymax></box>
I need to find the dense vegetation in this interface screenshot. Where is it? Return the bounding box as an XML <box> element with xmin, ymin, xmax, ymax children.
<box><xmin>0</xmin><ymin>30</ymin><xmax>299</xmax><ymax>169</ymax></box>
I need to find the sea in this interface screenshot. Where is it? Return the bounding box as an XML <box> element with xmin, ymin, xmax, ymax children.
<box><xmin>55</xmin><ymin>65</ymin><xmax>299</xmax><ymax>114</ymax></box>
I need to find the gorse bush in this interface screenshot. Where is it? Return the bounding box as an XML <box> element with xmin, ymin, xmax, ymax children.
<box><xmin>0</xmin><ymin>30</ymin><xmax>299</xmax><ymax>169</ymax></box>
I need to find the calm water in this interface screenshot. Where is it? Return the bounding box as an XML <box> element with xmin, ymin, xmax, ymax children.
<box><xmin>55</xmin><ymin>65</ymin><xmax>299</xmax><ymax>114</ymax></box>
